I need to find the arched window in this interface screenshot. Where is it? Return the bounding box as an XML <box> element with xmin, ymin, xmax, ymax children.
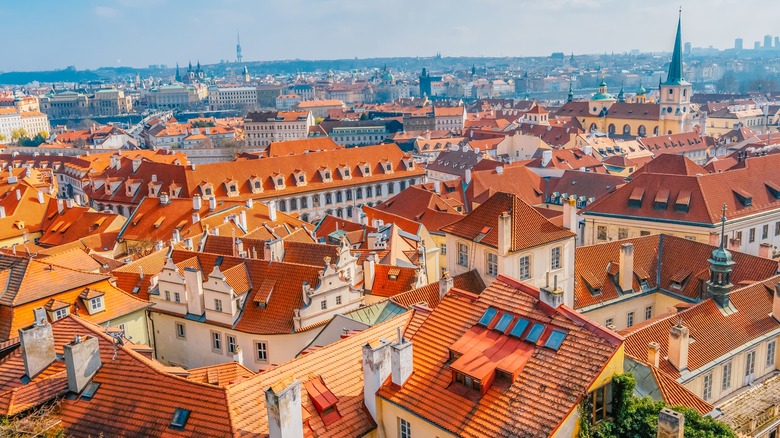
<box><xmin>589</xmin><ymin>123</ymin><xmax>598</xmax><ymax>132</ymax></box>
<box><xmin>623</xmin><ymin>125</ymin><xmax>631</xmax><ymax>135</ymax></box>
<box><xmin>608</xmin><ymin>124</ymin><xmax>616</xmax><ymax>135</ymax></box>
<box><xmin>653</xmin><ymin>126</ymin><xmax>659</xmax><ymax>135</ymax></box>
<box><xmin>667</xmin><ymin>130</ymin><xmax>673</xmax><ymax>135</ymax></box>
<box><xmin>638</xmin><ymin>125</ymin><xmax>646</xmax><ymax>137</ymax></box>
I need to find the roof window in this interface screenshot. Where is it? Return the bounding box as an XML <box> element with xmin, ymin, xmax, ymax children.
<box><xmin>477</xmin><ymin>307</ymin><xmax>498</xmax><ymax>326</ymax></box>
<box><xmin>524</xmin><ymin>323</ymin><xmax>546</xmax><ymax>343</ymax></box>
<box><xmin>494</xmin><ymin>313</ymin><xmax>514</xmax><ymax>332</ymax></box>
<box><xmin>170</xmin><ymin>408</ymin><xmax>191</xmax><ymax>428</ymax></box>
<box><xmin>508</xmin><ymin>318</ymin><xmax>530</xmax><ymax>338</ymax></box>
<box><xmin>80</xmin><ymin>381</ymin><xmax>101</xmax><ymax>399</ymax></box>
<box><xmin>543</xmin><ymin>330</ymin><xmax>567</xmax><ymax>350</ymax></box>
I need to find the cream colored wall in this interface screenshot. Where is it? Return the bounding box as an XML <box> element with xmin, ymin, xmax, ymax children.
<box><xmin>150</xmin><ymin>311</ymin><xmax>320</xmax><ymax>372</ymax></box>
<box><xmin>112</xmin><ymin>309</ymin><xmax>150</xmax><ymax>346</ymax></box>
<box><xmin>377</xmin><ymin>397</ymin><xmax>457</xmax><ymax>438</ymax></box>
<box><xmin>582</xmin><ymin>292</ymin><xmax>683</xmax><ymax>331</ymax></box>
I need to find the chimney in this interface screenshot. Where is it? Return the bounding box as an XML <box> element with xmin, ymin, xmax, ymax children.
<box><xmin>66</xmin><ymin>198</ymin><xmax>74</xmax><ymax>209</ymax></box>
<box><xmin>265</xmin><ymin>379</ymin><xmax>304</xmax><ymax>438</ymax></box>
<box><xmin>63</xmin><ymin>335</ymin><xmax>102</xmax><ymax>394</ymax></box>
<box><xmin>433</xmin><ymin>180</ymin><xmax>441</xmax><ymax>194</ymax></box>
<box><xmin>155</xmin><ymin>240</ymin><xmax>164</xmax><ymax>251</ymax></box>
<box><xmin>541</xmin><ymin>149</ymin><xmax>553</xmax><ymax>167</ymax></box>
<box><xmin>57</xmin><ymin>199</ymin><xmax>64</xmax><ymax>214</ymax></box>
<box><xmin>439</xmin><ymin>271</ymin><xmax>454</xmax><ymax>300</ymax></box>
<box><xmin>18</xmin><ymin>309</ymin><xmax>56</xmax><ymax>380</ymax></box>
<box><xmin>183</xmin><ymin>237</ymin><xmax>193</xmax><ymax>251</ymax></box>
<box><xmin>728</xmin><ymin>238</ymin><xmax>740</xmax><ymax>251</ymax></box>
<box><xmin>0</xmin><ymin>206</ymin><xmax>6</xmax><ymax>218</ymax></box>
<box><xmin>667</xmin><ymin>321</ymin><xmax>689</xmax><ymax>372</ymax></box>
<box><xmin>268</xmin><ymin>200</ymin><xmax>277</xmax><ymax>221</ymax></box>
<box><xmin>363</xmin><ymin>254</ymin><xmax>376</xmax><ymax>291</ymax></box>
<box><xmin>183</xmin><ymin>267</ymin><xmax>205</xmax><ymax>315</ymax></box>
<box><xmin>498</xmin><ymin>211</ymin><xmax>511</xmax><ymax>256</ymax></box>
<box><xmin>773</xmin><ymin>283</ymin><xmax>780</xmax><ymax>322</ymax></box>
<box><xmin>15</xmin><ymin>189</ymin><xmax>21</xmax><ymax>200</ymax></box>
<box><xmin>362</xmin><ymin>340</ymin><xmax>392</xmax><ymax>423</ymax></box>
<box><xmin>232</xmin><ymin>346</ymin><xmax>243</xmax><ymax>366</ymax></box>
<box><xmin>539</xmin><ymin>273</ymin><xmax>564</xmax><ymax>308</ymax></box>
<box><xmin>657</xmin><ymin>408</ymin><xmax>685</xmax><ymax>438</ymax></box>
<box><xmin>562</xmin><ymin>197</ymin><xmax>577</xmax><ymax>231</ymax></box>
<box><xmin>37</xmin><ymin>190</ymin><xmax>45</xmax><ymax>204</ymax></box>
<box><xmin>648</xmin><ymin>342</ymin><xmax>661</xmax><ymax>368</ymax></box>
<box><xmin>239</xmin><ymin>210</ymin><xmax>247</xmax><ymax>230</ymax></box>
<box><xmin>192</xmin><ymin>213</ymin><xmax>200</xmax><ymax>223</ymax></box>
<box><xmin>159</xmin><ymin>192</ymin><xmax>169</xmax><ymax>205</ymax></box>
<box><xmin>246</xmin><ymin>198</ymin><xmax>254</xmax><ymax>209</ymax></box>
<box><xmin>464</xmin><ymin>168</ymin><xmax>472</xmax><ymax>185</ymax></box>
<box><xmin>708</xmin><ymin>232</ymin><xmax>720</xmax><ymax>246</ymax></box>
<box><xmin>208</xmin><ymin>196</ymin><xmax>217</xmax><ymax>211</ymax></box>
<box><xmin>236</xmin><ymin>238</ymin><xmax>244</xmax><ymax>256</ymax></box>
<box><xmin>192</xmin><ymin>195</ymin><xmax>202</xmax><ymax>210</ymax></box>
<box><xmin>391</xmin><ymin>328</ymin><xmax>413</xmax><ymax>387</ymax></box>
<box><xmin>618</xmin><ymin>243</ymin><xmax>634</xmax><ymax>293</ymax></box>
<box><xmin>172</xmin><ymin>228</ymin><xmax>181</xmax><ymax>244</ymax></box>
<box><xmin>495</xmin><ymin>165</ymin><xmax>503</xmax><ymax>174</ymax></box>
<box><xmin>759</xmin><ymin>243</ymin><xmax>773</xmax><ymax>259</ymax></box>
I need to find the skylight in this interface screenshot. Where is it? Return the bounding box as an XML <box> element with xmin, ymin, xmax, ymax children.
<box><xmin>170</xmin><ymin>408</ymin><xmax>191</xmax><ymax>428</ymax></box>
<box><xmin>524</xmin><ymin>323</ymin><xmax>546</xmax><ymax>343</ymax></box>
<box><xmin>494</xmin><ymin>313</ymin><xmax>514</xmax><ymax>332</ymax></box>
<box><xmin>477</xmin><ymin>307</ymin><xmax>498</xmax><ymax>326</ymax></box>
<box><xmin>81</xmin><ymin>381</ymin><xmax>101</xmax><ymax>399</ymax></box>
<box><xmin>544</xmin><ymin>330</ymin><xmax>567</xmax><ymax>351</ymax></box>
<box><xmin>509</xmin><ymin>318</ymin><xmax>530</xmax><ymax>338</ymax></box>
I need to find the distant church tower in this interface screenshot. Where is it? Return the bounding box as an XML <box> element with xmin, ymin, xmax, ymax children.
<box><xmin>659</xmin><ymin>10</ymin><xmax>693</xmax><ymax>134</ymax></box>
<box><xmin>707</xmin><ymin>204</ymin><xmax>735</xmax><ymax>308</ymax></box>
<box><xmin>243</xmin><ymin>66</ymin><xmax>250</xmax><ymax>83</ymax></box>
<box><xmin>236</xmin><ymin>30</ymin><xmax>243</xmax><ymax>63</ymax></box>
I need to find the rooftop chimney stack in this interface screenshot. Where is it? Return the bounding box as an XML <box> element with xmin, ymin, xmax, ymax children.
<box><xmin>192</xmin><ymin>195</ymin><xmax>202</xmax><ymax>211</ymax></box>
<box><xmin>773</xmin><ymin>283</ymin><xmax>780</xmax><ymax>322</ymax></box>
<box><xmin>540</xmin><ymin>273</ymin><xmax>564</xmax><ymax>308</ymax></box>
<box><xmin>268</xmin><ymin>200</ymin><xmax>277</xmax><ymax>222</ymax></box>
<box><xmin>667</xmin><ymin>320</ymin><xmax>689</xmax><ymax>372</ymax></box>
<box><xmin>0</xmin><ymin>205</ymin><xmax>7</xmax><ymax>218</ymax></box>
<box><xmin>618</xmin><ymin>243</ymin><xmax>634</xmax><ymax>293</ymax></box>
<box><xmin>37</xmin><ymin>190</ymin><xmax>45</xmax><ymax>204</ymax></box>
<box><xmin>563</xmin><ymin>197</ymin><xmax>577</xmax><ymax>231</ymax></box>
<box><xmin>363</xmin><ymin>254</ymin><xmax>376</xmax><ymax>291</ymax></box>
<box><xmin>63</xmin><ymin>335</ymin><xmax>102</xmax><ymax>394</ymax></box>
<box><xmin>541</xmin><ymin>149</ymin><xmax>553</xmax><ymax>167</ymax></box>
<box><xmin>172</xmin><ymin>228</ymin><xmax>181</xmax><ymax>244</ymax></box>
<box><xmin>15</xmin><ymin>189</ymin><xmax>21</xmax><ymax>201</ymax></box>
<box><xmin>391</xmin><ymin>328</ymin><xmax>414</xmax><ymax>387</ymax></box>
<box><xmin>18</xmin><ymin>308</ymin><xmax>56</xmax><ymax>380</ymax></box>
<box><xmin>265</xmin><ymin>379</ymin><xmax>304</xmax><ymax>438</ymax></box>
<box><xmin>648</xmin><ymin>342</ymin><xmax>661</xmax><ymax>368</ymax></box>
<box><xmin>239</xmin><ymin>210</ymin><xmax>247</xmax><ymax>230</ymax></box>
<box><xmin>464</xmin><ymin>168</ymin><xmax>472</xmax><ymax>185</ymax></box>
<box><xmin>246</xmin><ymin>198</ymin><xmax>253</xmax><ymax>209</ymax></box>
<box><xmin>498</xmin><ymin>211</ymin><xmax>511</xmax><ymax>256</ymax></box>
<box><xmin>57</xmin><ymin>199</ymin><xmax>64</xmax><ymax>214</ymax></box>
<box><xmin>192</xmin><ymin>213</ymin><xmax>200</xmax><ymax>224</ymax></box>
<box><xmin>439</xmin><ymin>271</ymin><xmax>454</xmax><ymax>300</ymax></box>
<box><xmin>362</xmin><ymin>340</ymin><xmax>392</xmax><ymax>423</ymax></box>
<box><xmin>208</xmin><ymin>196</ymin><xmax>217</xmax><ymax>211</ymax></box>
<box><xmin>433</xmin><ymin>180</ymin><xmax>441</xmax><ymax>194</ymax></box>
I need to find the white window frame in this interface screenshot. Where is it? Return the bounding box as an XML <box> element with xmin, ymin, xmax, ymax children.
<box><xmin>644</xmin><ymin>305</ymin><xmax>653</xmax><ymax>320</ymax></box>
<box><xmin>215</xmin><ymin>298</ymin><xmax>223</xmax><ymax>313</ymax></box>
<box><xmin>702</xmin><ymin>373</ymin><xmax>713</xmax><ymax>401</ymax></box>
<box><xmin>626</xmin><ymin>311</ymin><xmax>635</xmax><ymax>328</ymax></box>
<box><xmin>399</xmin><ymin>418</ymin><xmax>411</xmax><ymax>438</ymax></box>
<box><xmin>722</xmin><ymin>361</ymin><xmax>732</xmax><ymax>391</ymax></box>
<box><xmin>211</xmin><ymin>331</ymin><xmax>222</xmax><ymax>353</ymax></box>
<box><xmin>227</xmin><ymin>335</ymin><xmax>237</xmax><ymax>355</ymax></box>
<box><xmin>54</xmin><ymin>308</ymin><xmax>69</xmax><ymax>320</ymax></box>
<box><xmin>457</xmin><ymin>243</ymin><xmax>469</xmax><ymax>267</ymax></box>
<box><xmin>518</xmin><ymin>255</ymin><xmax>531</xmax><ymax>280</ymax></box>
<box><xmin>176</xmin><ymin>322</ymin><xmax>186</xmax><ymax>339</ymax></box>
<box><xmin>90</xmin><ymin>297</ymin><xmax>102</xmax><ymax>311</ymax></box>
<box><xmin>551</xmin><ymin>246</ymin><xmax>561</xmax><ymax>270</ymax></box>
<box><xmin>255</xmin><ymin>341</ymin><xmax>268</xmax><ymax>362</ymax></box>
<box><xmin>486</xmin><ymin>253</ymin><xmax>498</xmax><ymax>277</ymax></box>
<box><xmin>767</xmin><ymin>340</ymin><xmax>776</xmax><ymax>368</ymax></box>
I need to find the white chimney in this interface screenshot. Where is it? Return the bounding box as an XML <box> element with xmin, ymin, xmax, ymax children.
<box><xmin>648</xmin><ymin>342</ymin><xmax>661</xmax><ymax>368</ymax></box>
<box><xmin>363</xmin><ymin>254</ymin><xmax>376</xmax><ymax>291</ymax></box>
<box><xmin>66</xmin><ymin>198</ymin><xmax>74</xmax><ymax>209</ymax></box>
<box><xmin>773</xmin><ymin>283</ymin><xmax>780</xmax><ymax>322</ymax></box>
<box><xmin>183</xmin><ymin>237</ymin><xmax>193</xmax><ymax>251</ymax></box>
<box><xmin>63</xmin><ymin>335</ymin><xmax>102</xmax><ymax>394</ymax></box>
<box><xmin>562</xmin><ymin>197</ymin><xmax>577</xmax><ymax>231</ymax></box>
<box><xmin>18</xmin><ymin>309</ymin><xmax>56</xmax><ymax>379</ymax></box>
<box><xmin>668</xmin><ymin>321</ymin><xmax>689</xmax><ymax>371</ymax></box>
<box><xmin>498</xmin><ymin>211</ymin><xmax>511</xmax><ymax>256</ymax></box>
<box><xmin>268</xmin><ymin>200</ymin><xmax>277</xmax><ymax>221</ymax></box>
<box><xmin>208</xmin><ymin>196</ymin><xmax>217</xmax><ymax>211</ymax></box>
<box><xmin>192</xmin><ymin>213</ymin><xmax>200</xmax><ymax>223</ymax></box>
<box><xmin>265</xmin><ymin>380</ymin><xmax>304</xmax><ymax>438</ymax></box>
<box><xmin>539</xmin><ymin>273</ymin><xmax>564</xmax><ymax>308</ymax></box>
<box><xmin>391</xmin><ymin>328</ymin><xmax>413</xmax><ymax>387</ymax></box>
<box><xmin>0</xmin><ymin>206</ymin><xmax>7</xmax><ymax>218</ymax></box>
<box><xmin>439</xmin><ymin>271</ymin><xmax>454</xmax><ymax>300</ymax></box>
<box><xmin>618</xmin><ymin>243</ymin><xmax>634</xmax><ymax>293</ymax></box>
<box><xmin>172</xmin><ymin>228</ymin><xmax>181</xmax><ymax>244</ymax></box>
<box><xmin>183</xmin><ymin>267</ymin><xmax>205</xmax><ymax>316</ymax></box>
<box><xmin>57</xmin><ymin>199</ymin><xmax>64</xmax><ymax>214</ymax></box>
<box><xmin>239</xmin><ymin>210</ymin><xmax>247</xmax><ymax>230</ymax></box>
<box><xmin>433</xmin><ymin>180</ymin><xmax>441</xmax><ymax>194</ymax></box>
<box><xmin>541</xmin><ymin>150</ymin><xmax>553</xmax><ymax>167</ymax></box>
<box><xmin>495</xmin><ymin>166</ymin><xmax>503</xmax><ymax>174</ymax></box>
<box><xmin>151</xmin><ymin>174</ymin><xmax>157</xmax><ymax>182</ymax></box>
<box><xmin>362</xmin><ymin>340</ymin><xmax>392</xmax><ymax>423</ymax></box>
<box><xmin>159</xmin><ymin>192</ymin><xmax>169</xmax><ymax>205</ymax></box>
<box><xmin>192</xmin><ymin>195</ymin><xmax>202</xmax><ymax>210</ymax></box>
<box><xmin>464</xmin><ymin>168</ymin><xmax>472</xmax><ymax>185</ymax></box>
<box><xmin>232</xmin><ymin>346</ymin><xmax>244</xmax><ymax>366</ymax></box>
<box><xmin>15</xmin><ymin>189</ymin><xmax>21</xmax><ymax>200</ymax></box>
<box><xmin>246</xmin><ymin>198</ymin><xmax>254</xmax><ymax>209</ymax></box>
<box><xmin>37</xmin><ymin>190</ymin><xmax>45</xmax><ymax>204</ymax></box>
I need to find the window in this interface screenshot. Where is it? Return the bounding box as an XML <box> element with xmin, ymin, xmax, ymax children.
<box><xmin>388</xmin><ymin>182</ymin><xmax>395</xmax><ymax>194</ymax></box>
<box><xmin>597</xmin><ymin>226</ymin><xmax>607</xmax><ymax>241</ymax></box>
<box><xmin>90</xmin><ymin>297</ymin><xmax>102</xmax><ymax>310</ymax></box>
<box><xmin>551</xmin><ymin>247</ymin><xmax>561</xmax><ymax>270</ymax></box>
<box><xmin>486</xmin><ymin>253</ymin><xmax>498</xmax><ymax>277</ymax></box>
<box><xmin>640</xmin><ymin>230</ymin><xmax>651</xmax><ymax>236</ymax></box>
<box><xmin>174</xmin><ymin>292</ymin><xmax>181</xmax><ymax>303</ymax></box>
<box><xmin>518</xmin><ymin>255</ymin><xmax>531</xmax><ymax>280</ymax></box>
<box><xmin>746</xmin><ymin>350</ymin><xmax>756</xmax><ymax>378</ymax></box>
<box><xmin>290</xmin><ymin>198</ymin><xmax>297</xmax><ymax>210</ymax></box>
<box><xmin>763</xmin><ymin>224</ymin><xmax>769</xmax><ymax>240</ymax></box>
<box><xmin>749</xmin><ymin>228</ymin><xmax>756</xmax><ymax>243</ymax></box>
<box><xmin>256</xmin><ymin>341</ymin><xmax>268</xmax><ymax>362</ymax></box>
<box><xmin>320</xmin><ymin>300</ymin><xmax>327</xmax><ymax>310</ymax></box>
<box><xmin>55</xmin><ymin>307</ymin><xmax>69</xmax><ymax>320</ymax></box>
<box><xmin>722</xmin><ymin>362</ymin><xmax>732</xmax><ymax>391</ymax></box>
<box><xmin>212</xmin><ymin>332</ymin><xmax>222</xmax><ymax>352</ymax></box>
<box><xmin>440</xmin><ymin>243</ymin><xmax>446</xmax><ymax>255</ymax></box>
<box><xmin>170</xmin><ymin>408</ymin><xmax>191</xmax><ymax>428</ymax></box>
<box><xmin>775</xmin><ymin>221</ymin><xmax>780</xmax><ymax>236</ymax></box>
<box><xmin>644</xmin><ymin>306</ymin><xmax>653</xmax><ymax>320</ymax></box>
<box><xmin>215</xmin><ymin>299</ymin><xmax>223</xmax><ymax>312</ymax></box>
<box><xmin>335</xmin><ymin>191</ymin><xmax>342</xmax><ymax>203</ymax></box>
<box><xmin>325</xmin><ymin>193</ymin><xmax>332</xmax><ymax>205</ymax></box>
<box><xmin>618</xmin><ymin>228</ymin><xmax>628</xmax><ymax>240</ymax></box>
<box><xmin>589</xmin><ymin>383</ymin><xmax>613</xmax><ymax>424</ymax></box>
<box><xmin>165</xmin><ymin>290</ymin><xmax>171</xmax><ymax>301</ymax></box>
<box><xmin>175</xmin><ymin>322</ymin><xmax>186</xmax><ymax>339</ymax></box>
<box><xmin>335</xmin><ymin>295</ymin><xmax>342</xmax><ymax>305</ymax></box>
<box><xmin>768</xmin><ymin>340</ymin><xmax>776</xmax><ymax>368</ymax></box>
<box><xmin>457</xmin><ymin>243</ymin><xmax>469</xmax><ymax>267</ymax></box>
<box><xmin>399</xmin><ymin>418</ymin><xmax>411</xmax><ymax>438</ymax></box>
<box><xmin>605</xmin><ymin>318</ymin><xmax>614</xmax><ymax>327</ymax></box>
<box><xmin>626</xmin><ymin>311</ymin><xmax>635</xmax><ymax>328</ymax></box>
<box><xmin>702</xmin><ymin>373</ymin><xmax>713</xmax><ymax>401</ymax></box>
<box><xmin>346</xmin><ymin>190</ymin><xmax>352</xmax><ymax>201</ymax></box>
<box><xmin>227</xmin><ymin>335</ymin><xmax>237</xmax><ymax>354</ymax></box>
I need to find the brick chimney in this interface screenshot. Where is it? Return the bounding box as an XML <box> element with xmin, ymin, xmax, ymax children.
<box><xmin>362</xmin><ymin>340</ymin><xmax>392</xmax><ymax>423</ymax></box>
<box><xmin>648</xmin><ymin>342</ymin><xmax>660</xmax><ymax>368</ymax></box>
<box><xmin>18</xmin><ymin>308</ymin><xmax>56</xmax><ymax>379</ymax></box>
<box><xmin>759</xmin><ymin>243</ymin><xmax>773</xmax><ymax>259</ymax></box>
<box><xmin>183</xmin><ymin>267</ymin><xmax>205</xmax><ymax>316</ymax></box>
<box><xmin>63</xmin><ymin>335</ymin><xmax>101</xmax><ymax>393</ymax></box>
<box><xmin>667</xmin><ymin>321</ymin><xmax>689</xmax><ymax>372</ymax></box>
<box><xmin>618</xmin><ymin>243</ymin><xmax>634</xmax><ymax>293</ymax></box>
<box><xmin>391</xmin><ymin>328</ymin><xmax>413</xmax><ymax>387</ymax></box>
<box><xmin>498</xmin><ymin>211</ymin><xmax>511</xmax><ymax>256</ymax></box>
<box><xmin>265</xmin><ymin>379</ymin><xmax>303</xmax><ymax>438</ymax></box>
<box><xmin>439</xmin><ymin>271</ymin><xmax>454</xmax><ymax>300</ymax></box>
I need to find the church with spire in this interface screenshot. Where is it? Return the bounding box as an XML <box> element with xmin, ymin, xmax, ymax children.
<box><xmin>556</xmin><ymin>12</ymin><xmax>704</xmax><ymax>139</ymax></box>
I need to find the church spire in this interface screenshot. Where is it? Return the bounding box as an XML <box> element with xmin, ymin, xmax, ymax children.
<box><xmin>567</xmin><ymin>83</ymin><xmax>573</xmax><ymax>103</ymax></box>
<box><xmin>665</xmin><ymin>9</ymin><xmax>684</xmax><ymax>85</ymax></box>
<box><xmin>707</xmin><ymin>204</ymin><xmax>735</xmax><ymax>308</ymax></box>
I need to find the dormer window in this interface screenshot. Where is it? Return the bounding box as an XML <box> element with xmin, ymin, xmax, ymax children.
<box><xmin>338</xmin><ymin>165</ymin><xmax>352</xmax><ymax>180</ymax></box>
<box><xmin>54</xmin><ymin>307</ymin><xmax>69</xmax><ymax>320</ymax></box>
<box><xmin>293</xmin><ymin>170</ymin><xmax>307</xmax><ymax>187</ymax></box>
<box><xmin>90</xmin><ymin>296</ymin><xmax>103</xmax><ymax>311</ymax></box>
<box><xmin>249</xmin><ymin>176</ymin><xmax>263</xmax><ymax>194</ymax></box>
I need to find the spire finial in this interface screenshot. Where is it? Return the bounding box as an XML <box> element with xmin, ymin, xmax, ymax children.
<box><xmin>720</xmin><ymin>203</ymin><xmax>727</xmax><ymax>248</ymax></box>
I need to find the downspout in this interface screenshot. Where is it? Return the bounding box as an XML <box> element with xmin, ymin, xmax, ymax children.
<box><xmin>147</xmin><ymin>309</ymin><xmax>158</xmax><ymax>359</ymax></box>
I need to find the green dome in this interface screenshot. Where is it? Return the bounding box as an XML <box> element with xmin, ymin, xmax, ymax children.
<box><xmin>710</xmin><ymin>246</ymin><xmax>734</xmax><ymax>264</ymax></box>
<box><xmin>599</xmin><ymin>80</ymin><xmax>607</xmax><ymax>87</ymax></box>
<box><xmin>636</xmin><ymin>84</ymin><xmax>647</xmax><ymax>96</ymax></box>
<box><xmin>591</xmin><ymin>92</ymin><xmax>615</xmax><ymax>101</ymax></box>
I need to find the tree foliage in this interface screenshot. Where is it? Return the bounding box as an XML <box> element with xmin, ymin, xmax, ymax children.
<box><xmin>579</xmin><ymin>373</ymin><xmax>735</xmax><ymax>438</ymax></box>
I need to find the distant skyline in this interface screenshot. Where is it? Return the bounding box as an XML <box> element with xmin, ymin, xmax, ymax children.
<box><xmin>3</xmin><ymin>0</ymin><xmax>780</xmax><ymax>72</ymax></box>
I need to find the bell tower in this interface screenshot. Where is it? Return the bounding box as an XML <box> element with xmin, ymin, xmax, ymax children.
<box><xmin>707</xmin><ymin>204</ymin><xmax>735</xmax><ymax>308</ymax></box>
<box><xmin>660</xmin><ymin>10</ymin><xmax>693</xmax><ymax>134</ymax></box>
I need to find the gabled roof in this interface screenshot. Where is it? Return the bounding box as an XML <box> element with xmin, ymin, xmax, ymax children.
<box><xmin>373</xmin><ymin>186</ymin><xmax>463</xmax><ymax>232</ymax></box>
<box><xmin>465</xmin><ymin>163</ymin><xmax>546</xmax><ymax>209</ymax></box>
<box><xmin>443</xmin><ymin>192</ymin><xmax>574</xmax><ymax>251</ymax></box>
<box><xmin>378</xmin><ymin>275</ymin><xmax>622</xmax><ymax>437</ymax></box>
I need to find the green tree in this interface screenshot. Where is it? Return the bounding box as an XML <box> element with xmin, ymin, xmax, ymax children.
<box><xmin>10</xmin><ymin>128</ymin><xmax>28</xmax><ymax>143</ymax></box>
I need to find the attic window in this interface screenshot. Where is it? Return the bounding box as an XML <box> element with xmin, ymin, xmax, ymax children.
<box><xmin>80</xmin><ymin>381</ymin><xmax>101</xmax><ymax>399</ymax></box>
<box><xmin>324</xmin><ymin>171</ymin><xmax>331</xmax><ymax>180</ymax></box>
<box><xmin>524</xmin><ymin>323</ymin><xmax>546</xmax><ymax>343</ymax></box>
<box><xmin>581</xmin><ymin>271</ymin><xmax>603</xmax><ymax>296</ymax></box>
<box><xmin>477</xmin><ymin>307</ymin><xmax>498</xmax><ymax>326</ymax></box>
<box><xmin>653</xmin><ymin>190</ymin><xmax>669</xmax><ymax>210</ymax></box>
<box><xmin>670</xmin><ymin>269</ymin><xmax>691</xmax><ymax>290</ymax></box>
<box><xmin>493</xmin><ymin>313</ymin><xmax>514</xmax><ymax>332</ymax></box>
<box><xmin>543</xmin><ymin>330</ymin><xmax>567</xmax><ymax>350</ymax></box>
<box><xmin>387</xmin><ymin>268</ymin><xmax>400</xmax><ymax>280</ymax></box>
<box><xmin>508</xmin><ymin>318</ymin><xmax>530</xmax><ymax>338</ymax></box>
<box><xmin>675</xmin><ymin>191</ymin><xmax>691</xmax><ymax>213</ymax></box>
<box><xmin>303</xmin><ymin>377</ymin><xmax>342</xmax><ymax>426</ymax></box>
<box><xmin>628</xmin><ymin>187</ymin><xmax>644</xmax><ymax>208</ymax></box>
<box><xmin>170</xmin><ymin>408</ymin><xmax>191</xmax><ymax>428</ymax></box>
<box><xmin>765</xmin><ymin>182</ymin><xmax>780</xmax><ymax>199</ymax></box>
<box><xmin>733</xmin><ymin>188</ymin><xmax>752</xmax><ymax>207</ymax></box>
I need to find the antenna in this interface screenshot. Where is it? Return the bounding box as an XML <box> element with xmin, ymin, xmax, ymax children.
<box><xmin>104</xmin><ymin>321</ymin><xmax>131</xmax><ymax>360</ymax></box>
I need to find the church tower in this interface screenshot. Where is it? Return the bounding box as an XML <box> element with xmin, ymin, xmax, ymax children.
<box><xmin>707</xmin><ymin>205</ymin><xmax>735</xmax><ymax>308</ymax></box>
<box><xmin>659</xmin><ymin>11</ymin><xmax>693</xmax><ymax>134</ymax></box>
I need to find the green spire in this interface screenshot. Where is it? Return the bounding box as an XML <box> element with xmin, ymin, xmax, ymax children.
<box><xmin>567</xmin><ymin>83</ymin><xmax>574</xmax><ymax>103</ymax></box>
<box><xmin>707</xmin><ymin>204</ymin><xmax>735</xmax><ymax>308</ymax></box>
<box><xmin>664</xmin><ymin>10</ymin><xmax>685</xmax><ymax>85</ymax></box>
<box><xmin>617</xmin><ymin>84</ymin><xmax>625</xmax><ymax>102</ymax></box>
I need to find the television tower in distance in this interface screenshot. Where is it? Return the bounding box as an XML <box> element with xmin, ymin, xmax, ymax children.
<box><xmin>236</xmin><ymin>30</ymin><xmax>243</xmax><ymax>63</ymax></box>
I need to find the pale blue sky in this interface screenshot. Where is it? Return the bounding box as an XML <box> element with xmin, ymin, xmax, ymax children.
<box><xmin>2</xmin><ymin>0</ymin><xmax>779</xmax><ymax>71</ymax></box>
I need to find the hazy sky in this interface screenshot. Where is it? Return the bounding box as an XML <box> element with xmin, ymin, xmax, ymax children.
<box><xmin>3</xmin><ymin>0</ymin><xmax>780</xmax><ymax>71</ymax></box>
